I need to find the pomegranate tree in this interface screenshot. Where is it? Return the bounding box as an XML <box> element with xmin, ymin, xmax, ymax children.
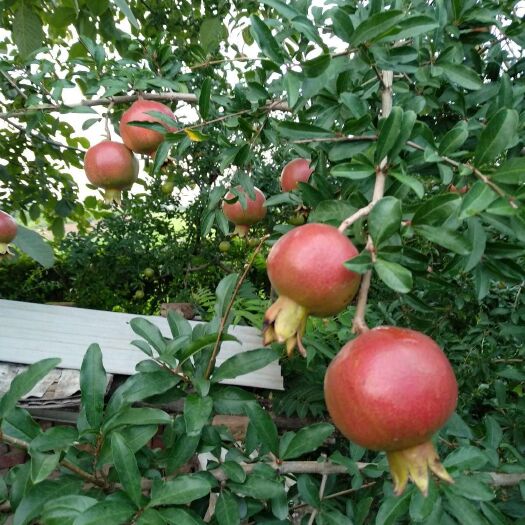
<box><xmin>0</xmin><ymin>210</ymin><xmax>17</xmax><ymax>258</ymax></box>
<box><xmin>222</xmin><ymin>186</ymin><xmax>267</xmax><ymax>237</ymax></box>
<box><xmin>264</xmin><ymin>223</ymin><xmax>360</xmax><ymax>356</ymax></box>
<box><xmin>280</xmin><ymin>158</ymin><xmax>313</xmax><ymax>192</ymax></box>
<box><xmin>119</xmin><ymin>100</ymin><xmax>175</xmax><ymax>155</ymax></box>
<box><xmin>84</xmin><ymin>141</ymin><xmax>139</xmax><ymax>204</ymax></box>
<box><xmin>324</xmin><ymin>326</ymin><xmax>458</xmax><ymax>496</ymax></box>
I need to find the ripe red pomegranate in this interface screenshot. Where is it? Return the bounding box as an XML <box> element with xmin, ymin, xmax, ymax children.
<box><xmin>324</xmin><ymin>326</ymin><xmax>458</xmax><ymax>496</ymax></box>
<box><xmin>119</xmin><ymin>100</ymin><xmax>175</xmax><ymax>155</ymax></box>
<box><xmin>264</xmin><ymin>223</ymin><xmax>360</xmax><ymax>356</ymax></box>
<box><xmin>222</xmin><ymin>186</ymin><xmax>267</xmax><ymax>237</ymax></box>
<box><xmin>84</xmin><ymin>141</ymin><xmax>139</xmax><ymax>204</ymax></box>
<box><xmin>280</xmin><ymin>158</ymin><xmax>313</xmax><ymax>192</ymax></box>
<box><xmin>0</xmin><ymin>210</ymin><xmax>17</xmax><ymax>258</ymax></box>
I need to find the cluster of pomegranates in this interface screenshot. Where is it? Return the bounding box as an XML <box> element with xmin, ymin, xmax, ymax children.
<box><xmin>0</xmin><ymin>210</ymin><xmax>17</xmax><ymax>258</ymax></box>
<box><xmin>221</xmin><ymin>158</ymin><xmax>458</xmax><ymax>497</ymax></box>
<box><xmin>84</xmin><ymin>99</ymin><xmax>176</xmax><ymax>204</ymax></box>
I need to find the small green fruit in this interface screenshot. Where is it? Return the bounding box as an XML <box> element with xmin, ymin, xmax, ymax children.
<box><xmin>288</xmin><ymin>213</ymin><xmax>306</xmax><ymax>226</ymax></box>
<box><xmin>143</xmin><ymin>267</ymin><xmax>155</xmax><ymax>279</ymax></box>
<box><xmin>248</xmin><ymin>238</ymin><xmax>259</xmax><ymax>248</ymax></box>
<box><xmin>161</xmin><ymin>181</ymin><xmax>175</xmax><ymax>194</ymax></box>
<box><xmin>219</xmin><ymin>241</ymin><xmax>231</xmax><ymax>253</ymax></box>
<box><xmin>134</xmin><ymin>290</ymin><xmax>145</xmax><ymax>300</ymax></box>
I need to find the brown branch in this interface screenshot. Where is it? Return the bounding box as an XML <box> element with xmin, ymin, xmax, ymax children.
<box><xmin>0</xmin><ymin>431</ymin><xmax>107</xmax><ymax>488</ymax></box>
<box><xmin>405</xmin><ymin>140</ymin><xmax>518</xmax><ymax>209</ymax></box>
<box><xmin>291</xmin><ymin>134</ymin><xmax>376</xmax><ymax>145</ymax></box>
<box><xmin>204</xmin><ymin>235</ymin><xmax>270</xmax><ymax>379</ymax></box>
<box><xmin>338</xmin><ymin>203</ymin><xmax>374</xmax><ymax>233</ymax></box>
<box><xmin>0</xmin><ymin>93</ymin><xmax>291</xmax><ymax>119</ymax></box>
<box><xmin>350</xmin><ymin>70</ymin><xmax>393</xmax><ymax>335</ymax></box>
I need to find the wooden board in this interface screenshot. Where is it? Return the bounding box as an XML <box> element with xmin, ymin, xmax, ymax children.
<box><xmin>0</xmin><ymin>300</ymin><xmax>283</xmax><ymax>390</ymax></box>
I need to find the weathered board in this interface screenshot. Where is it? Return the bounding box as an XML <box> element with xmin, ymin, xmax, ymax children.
<box><xmin>0</xmin><ymin>300</ymin><xmax>283</xmax><ymax>390</ymax></box>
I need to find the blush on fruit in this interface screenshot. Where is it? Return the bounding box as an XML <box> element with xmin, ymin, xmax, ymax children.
<box><xmin>0</xmin><ymin>210</ymin><xmax>17</xmax><ymax>258</ymax></box>
<box><xmin>280</xmin><ymin>158</ymin><xmax>313</xmax><ymax>192</ymax></box>
<box><xmin>324</xmin><ymin>326</ymin><xmax>458</xmax><ymax>496</ymax></box>
<box><xmin>263</xmin><ymin>223</ymin><xmax>360</xmax><ymax>356</ymax></box>
<box><xmin>222</xmin><ymin>186</ymin><xmax>267</xmax><ymax>237</ymax></box>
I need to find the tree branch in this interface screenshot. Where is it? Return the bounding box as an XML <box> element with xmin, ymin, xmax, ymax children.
<box><xmin>204</xmin><ymin>235</ymin><xmax>269</xmax><ymax>379</ymax></box>
<box><xmin>350</xmin><ymin>70</ymin><xmax>393</xmax><ymax>334</ymax></box>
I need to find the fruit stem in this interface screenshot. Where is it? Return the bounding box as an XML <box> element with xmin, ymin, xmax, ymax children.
<box><xmin>350</xmin><ymin>69</ymin><xmax>393</xmax><ymax>334</ymax></box>
<box><xmin>233</xmin><ymin>224</ymin><xmax>250</xmax><ymax>237</ymax></box>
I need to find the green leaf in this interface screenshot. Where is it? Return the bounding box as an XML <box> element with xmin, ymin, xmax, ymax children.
<box><xmin>250</xmin><ymin>16</ymin><xmax>284</xmax><ymax>65</ymax></box>
<box><xmin>331</xmin><ymin>163</ymin><xmax>374</xmax><ymax>180</ymax></box>
<box><xmin>167</xmin><ymin>310</ymin><xmax>193</xmax><ymax>339</ymax></box>
<box><xmin>415</xmin><ymin>225</ymin><xmax>471</xmax><ymax>254</ymax></box>
<box><xmin>199</xmin><ymin>17</ymin><xmax>227</xmax><ymax>52</ymax></box>
<box><xmin>458</xmin><ymin>181</ymin><xmax>497</xmax><ymax>219</ymax></box>
<box><xmin>12</xmin><ymin>1</ymin><xmax>44</xmax><ymax>58</ymax></box>
<box><xmin>130</xmin><ymin>318</ymin><xmax>167</xmax><ymax>354</ymax></box>
<box><xmin>463</xmin><ymin>218</ymin><xmax>486</xmax><ymax>271</ymax></box>
<box><xmin>14</xmin><ymin>477</ymin><xmax>82</xmax><ymax>525</ymax></box>
<box><xmin>448</xmin><ymin>476</ymin><xmax>494</xmax><ymax>502</ymax></box>
<box><xmin>308</xmin><ymin>200</ymin><xmax>357</xmax><ymax>225</ymax></box>
<box><xmin>381</xmin><ymin>14</ymin><xmax>438</xmax><ymax>41</ymax></box>
<box><xmin>41</xmin><ymin>495</ymin><xmax>98</xmax><ymax>525</ymax></box>
<box><xmin>166</xmin><ymin>434</ymin><xmax>200</xmax><ymax>474</ymax></box>
<box><xmin>149</xmin><ymin>475</ymin><xmax>211</xmax><ymax>507</ymax></box>
<box><xmin>219</xmin><ymin>462</ymin><xmax>246</xmax><ymax>484</ymax></box>
<box><xmin>215</xmin><ymin>491</ymin><xmax>240</xmax><ymax>525</ymax></box>
<box><xmin>351</xmin><ymin>10</ymin><xmax>404</xmax><ymax>46</ymax></box>
<box><xmin>184</xmin><ymin>394</ymin><xmax>213</xmax><ymax>437</ymax></box>
<box><xmin>281</xmin><ymin>423</ymin><xmax>334</xmax><ymax>460</ymax></box>
<box><xmin>439</xmin><ymin>121</ymin><xmax>469</xmax><ymax>155</ymax></box>
<box><xmin>344</xmin><ymin>252</ymin><xmax>372</xmax><ymax>274</ymax></box>
<box><xmin>275</xmin><ymin>121</ymin><xmax>334</xmax><ymax>140</ymax></box>
<box><xmin>297</xmin><ymin>475</ymin><xmax>320</xmax><ymax>508</ymax></box>
<box><xmin>103</xmin><ymin>407</ymin><xmax>171</xmax><ymax>432</ymax></box>
<box><xmin>30</xmin><ymin>451</ymin><xmax>60</xmax><ymax>484</ymax></box>
<box><xmin>412</xmin><ymin>194</ymin><xmax>461</xmax><ymax>225</ymax></box>
<box><xmin>440</xmin><ymin>63</ymin><xmax>483</xmax><ymax>90</ymax></box>
<box><xmin>13</xmin><ymin>224</ymin><xmax>55</xmax><ymax>268</ymax></box>
<box><xmin>244</xmin><ymin>403</ymin><xmax>279</xmax><ymax>455</ymax></box>
<box><xmin>389</xmin><ymin>171</ymin><xmax>424</xmax><ymax>198</ymax></box>
<box><xmin>474</xmin><ymin>109</ymin><xmax>519</xmax><ymax>166</ymax></box>
<box><xmin>0</xmin><ymin>358</ymin><xmax>60</xmax><ymax>419</ymax></box>
<box><xmin>228</xmin><ymin>475</ymin><xmax>283</xmax><ymax>499</ymax></box>
<box><xmin>212</xmin><ymin>347</ymin><xmax>280</xmax><ymax>383</ymax></box>
<box><xmin>80</xmin><ymin>344</ymin><xmax>106</xmax><ymax>430</ymax></box>
<box><xmin>112</xmin><ymin>0</ymin><xmax>139</xmax><ymax>29</ymax></box>
<box><xmin>444</xmin><ymin>491</ymin><xmax>489</xmax><ymax>525</ymax></box>
<box><xmin>375</xmin><ymin>493</ymin><xmax>411</xmax><ymax>525</ymax></box>
<box><xmin>443</xmin><ymin>446</ymin><xmax>488</xmax><ymax>470</ymax></box>
<box><xmin>369</xmin><ymin>196</ymin><xmax>402</xmax><ymax>247</ymax></box>
<box><xmin>199</xmin><ymin>77</ymin><xmax>212</xmax><ymax>120</ymax></box>
<box><xmin>135</xmin><ymin>509</ymin><xmax>166</xmax><ymax>525</ymax></box>
<box><xmin>374</xmin><ymin>259</ymin><xmax>413</xmax><ymax>293</ymax></box>
<box><xmin>283</xmin><ymin>70</ymin><xmax>301</xmax><ymax>108</ymax></box>
<box><xmin>111</xmin><ymin>433</ymin><xmax>142</xmax><ymax>507</ymax></box>
<box><xmin>302</xmin><ymin>54</ymin><xmax>331</xmax><ymax>77</ymax></box>
<box><xmin>214</xmin><ymin>273</ymin><xmax>239</xmax><ymax>319</ymax></box>
<box><xmin>159</xmin><ymin>508</ymin><xmax>205</xmax><ymax>525</ymax></box>
<box><xmin>331</xmin><ymin>8</ymin><xmax>354</xmax><ymax>42</ymax></box>
<box><xmin>291</xmin><ymin>15</ymin><xmax>323</xmax><ymax>45</ymax></box>
<box><xmin>490</xmin><ymin>157</ymin><xmax>525</xmax><ymax>184</ymax></box>
<box><xmin>30</xmin><ymin>426</ymin><xmax>78</xmax><ymax>453</ymax></box>
<box><xmin>389</xmin><ymin>110</ymin><xmax>416</xmax><ymax>160</ymax></box>
<box><xmin>261</xmin><ymin>0</ymin><xmax>299</xmax><ymax>19</ymax></box>
<box><xmin>72</xmin><ymin>499</ymin><xmax>136</xmax><ymax>525</ymax></box>
<box><xmin>375</xmin><ymin>106</ymin><xmax>403</xmax><ymax>163</ymax></box>
<box><xmin>211</xmin><ymin>386</ymin><xmax>257</xmax><ymax>415</ymax></box>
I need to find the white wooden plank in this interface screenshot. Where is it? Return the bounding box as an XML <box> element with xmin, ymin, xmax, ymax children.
<box><xmin>0</xmin><ymin>300</ymin><xmax>283</xmax><ymax>390</ymax></box>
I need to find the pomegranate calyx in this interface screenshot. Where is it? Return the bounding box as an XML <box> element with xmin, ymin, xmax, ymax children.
<box><xmin>0</xmin><ymin>242</ymin><xmax>13</xmax><ymax>257</ymax></box>
<box><xmin>386</xmin><ymin>440</ymin><xmax>453</xmax><ymax>496</ymax></box>
<box><xmin>103</xmin><ymin>189</ymin><xmax>123</xmax><ymax>206</ymax></box>
<box><xmin>233</xmin><ymin>224</ymin><xmax>250</xmax><ymax>238</ymax></box>
<box><xmin>263</xmin><ymin>296</ymin><xmax>308</xmax><ymax>357</ymax></box>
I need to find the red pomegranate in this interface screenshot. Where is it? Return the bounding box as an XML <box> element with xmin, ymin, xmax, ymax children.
<box><xmin>84</xmin><ymin>141</ymin><xmax>139</xmax><ymax>204</ymax></box>
<box><xmin>222</xmin><ymin>186</ymin><xmax>267</xmax><ymax>237</ymax></box>
<box><xmin>324</xmin><ymin>326</ymin><xmax>458</xmax><ymax>496</ymax></box>
<box><xmin>119</xmin><ymin>100</ymin><xmax>175</xmax><ymax>155</ymax></box>
<box><xmin>264</xmin><ymin>223</ymin><xmax>360</xmax><ymax>356</ymax></box>
<box><xmin>280</xmin><ymin>158</ymin><xmax>313</xmax><ymax>192</ymax></box>
<box><xmin>0</xmin><ymin>210</ymin><xmax>17</xmax><ymax>258</ymax></box>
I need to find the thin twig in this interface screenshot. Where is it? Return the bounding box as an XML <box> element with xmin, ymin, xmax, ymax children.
<box><xmin>104</xmin><ymin>101</ymin><xmax>114</xmax><ymax>140</ymax></box>
<box><xmin>338</xmin><ymin>203</ymin><xmax>373</xmax><ymax>233</ymax></box>
<box><xmin>291</xmin><ymin>134</ymin><xmax>376</xmax><ymax>145</ymax></box>
<box><xmin>350</xmin><ymin>70</ymin><xmax>393</xmax><ymax>334</ymax></box>
<box><xmin>294</xmin><ymin>482</ymin><xmax>377</xmax><ymax>510</ymax></box>
<box><xmin>204</xmin><ymin>235</ymin><xmax>270</xmax><ymax>379</ymax></box>
<box><xmin>0</xmin><ymin>69</ymin><xmax>27</xmax><ymax>100</ymax></box>
<box><xmin>0</xmin><ymin>431</ymin><xmax>107</xmax><ymax>488</ymax></box>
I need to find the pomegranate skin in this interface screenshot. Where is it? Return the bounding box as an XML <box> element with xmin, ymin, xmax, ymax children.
<box><xmin>280</xmin><ymin>158</ymin><xmax>313</xmax><ymax>192</ymax></box>
<box><xmin>119</xmin><ymin>100</ymin><xmax>175</xmax><ymax>154</ymax></box>
<box><xmin>222</xmin><ymin>186</ymin><xmax>267</xmax><ymax>227</ymax></box>
<box><xmin>267</xmin><ymin>223</ymin><xmax>360</xmax><ymax>317</ymax></box>
<box><xmin>0</xmin><ymin>211</ymin><xmax>17</xmax><ymax>244</ymax></box>
<box><xmin>84</xmin><ymin>141</ymin><xmax>138</xmax><ymax>190</ymax></box>
<box><xmin>324</xmin><ymin>326</ymin><xmax>458</xmax><ymax>452</ymax></box>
